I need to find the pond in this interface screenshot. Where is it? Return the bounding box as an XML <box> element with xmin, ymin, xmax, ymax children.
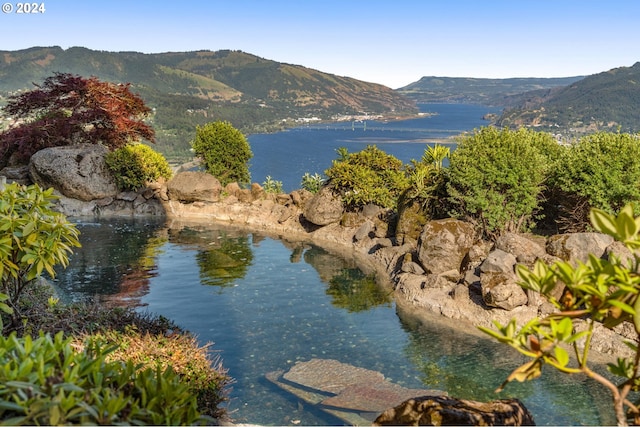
<box><xmin>52</xmin><ymin>218</ymin><xmax>614</xmax><ymax>426</ymax></box>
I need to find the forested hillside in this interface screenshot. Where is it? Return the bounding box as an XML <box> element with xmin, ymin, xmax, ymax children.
<box><xmin>496</xmin><ymin>62</ymin><xmax>640</xmax><ymax>135</ymax></box>
<box><xmin>0</xmin><ymin>46</ymin><xmax>417</xmax><ymax>158</ymax></box>
<box><xmin>397</xmin><ymin>76</ymin><xmax>584</xmax><ymax>104</ymax></box>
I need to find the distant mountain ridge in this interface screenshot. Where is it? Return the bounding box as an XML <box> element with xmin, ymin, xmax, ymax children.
<box><xmin>0</xmin><ymin>46</ymin><xmax>417</xmax><ymax>158</ymax></box>
<box><xmin>396</xmin><ymin>76</ymin><xmax>585</xmax><ymax>105</ymax></box>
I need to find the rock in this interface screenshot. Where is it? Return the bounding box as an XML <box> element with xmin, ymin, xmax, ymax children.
<box><xmin>354</xmin><ymin>220</ymin><xmax>375</xmax><ymax>242</ymax></box>
<box><xmin>29</xmin><ymin>144</ymin><xmax>119</xmax><ymax>201</ymax></box>
<box><xmin>395</xmin><ymin>196</ymin><xmax>429</xmax><ymax>244</ymax></box>
<box><xmin>546</xmin><ymin>232</ymin><xmax>614</xmax><ymax>264</ymax></box>
<box><xmin>303</xmin><ymin>186</ymin><xmax>344</xmax><ymax>226</ymax></box>
<box><xmin>495</xmin><ymin>232</ymin><xmax>546</xmax><ymax>265</ymax></box>
<box><xmin>283</xmin><ymin>358</ymin><xmax>385</xmax><ymax>395</ymax></box>
<box><xmin>374</xmin><ymin>395</ymin><xmax>535</xmax><ymax>426</ymax></box>
<box><xmin>0</xmin><ymin>165</ymin><xmax>30</xmax><ymax>184</ymax></box>
<box><xmin>417</xmin><ymin>219</ymin><xmax>476</xmax><ymax>275</ymax></box>
<box><xmin>167</xmin><ymin>171</ymin><xmax>222</xmax><ymax>203</ymax></box>
<box><xmin>481</xmin><ymin>272</ymin><xmax>528</xmax><ymax>310</ymax></box>
<box><xmin>480</xmin><ymin>249</ymin><xmax>517</xmax><ymax>275</ymax></box>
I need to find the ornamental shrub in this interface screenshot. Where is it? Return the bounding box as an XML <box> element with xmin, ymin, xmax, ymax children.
<box><xmin>301</xmin><ymin>172</ymin><xmax>325</xmax><ymax>194</ymax></box>
<box><xmin>325</xmin><ymin>145</ymin><xmax>409</xmax><ymax>209</ymax></box>
<box><xmin>550</xmin><ymin>132</ymin><xmax>640</xmax><ymax>232</ymax></box>
<box><xmin>480</xmin><ymin>204</ymin><xmax>640</xmax><ymax>426</ymax></box>
<box><xmin>105</xmin><ymin>143</ymin><xmax>173</xmax><ymax>191</ymax></box>
<box><xmin>0</xmin><ymin>331</ymin><xmax>206</xmax><ymax>425</ymax></box>
<box><xmin>0</xmin><ymin>183</ymin><xmax>80</xmax><ymax>330</ymax></box>
<box><xmin>191</xmin><ymin>121</ymin><xmax>253</xmax><ymax>186</ymax></box>
<box><xmin>447</xmin><ymin>127</ymin><xmax>558</xmax><ymax>238</ymax></box>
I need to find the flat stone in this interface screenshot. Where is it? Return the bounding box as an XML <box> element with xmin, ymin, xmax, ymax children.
<box><xmin>282</xmin><ymin>358</ymin><xmax>385</xmax><ymax>395</ymax></box>
<box><xmin>322</xmin><ymin>381</ymin><xmax>442</xmax><ymax>413</ymax></box>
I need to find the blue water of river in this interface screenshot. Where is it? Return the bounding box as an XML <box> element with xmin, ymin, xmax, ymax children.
<box><xmin>248</xmin><ymin>103</ymin><xmax>502</xmax><ymax>192</ymax></box>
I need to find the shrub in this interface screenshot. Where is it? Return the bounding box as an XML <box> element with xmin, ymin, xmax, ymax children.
<box><xmin>0</xmin><ymin>183</ymin><xmax>80</xmax><ymax>330</ymax></box>
<box><xmin>105</xmin><ymin>143</ymin><xmax>173</xmax><ymax>191</ymax></box>
<box><xmin>262</xmin><ymin>176</ymin><xmax>283</xmax><ymax>194</ymax></box>
<box><xmin>401</xmin><ymin>144</ymin><xmax>451</xmax><ymax>220</ymax></box>
<box><xmin>191</xmin><ymin>121</ymin><xmax>253</xmax><ymax>186</ymax></box>
<box><xmin>480</xmin><ymin>204</ymin><xmax>640</xmax><ymax>426</ymax></box>
<box><xmin>550</xmin><ymin>132</ymin><xmax>640</xmax><ymax>232</ymax></box>
<box><xmin>325</xmin><ymin>145</ymin><xmax>409</xmax><ymax>209</ymax></box>
<box><xmin>447</xmin><ymin>127</ymin><xmax>557</xmax><ymax>238</ymax></box>
<box><xmin>0</xmin><ymin>331</ymin><xmax>207</xmax><ymax>425</ymax></box>
<box><xmin>300</xmin><ymin>172</ymin><xmax>325</xmax><ymax>194</ymax></box>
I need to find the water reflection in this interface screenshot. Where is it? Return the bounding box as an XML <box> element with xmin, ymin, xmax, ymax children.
<box><xmin>166</xmin><ymin>225</ymin><xmax>254</xmax><ymax>289</ymax></box>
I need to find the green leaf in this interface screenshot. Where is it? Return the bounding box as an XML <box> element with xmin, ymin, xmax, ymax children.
<box><xmin>554</xmin><ymin>346</ymin><xmax>570</xmax><ymax>367</ymax></box>
<box><xmin>590</xmin><ymin>208</ymin><xmax>617</xmax><ymax>236</ymax></box>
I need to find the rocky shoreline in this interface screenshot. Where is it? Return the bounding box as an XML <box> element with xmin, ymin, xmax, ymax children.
<box><xmin>4</xmin><ymin>143</ymin><xmax>633</xmax><ymax>362</ymax></box>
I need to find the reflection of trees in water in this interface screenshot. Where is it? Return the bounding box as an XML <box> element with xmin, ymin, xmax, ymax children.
<box><xmin>302</xmin><ymin>246</ymin><xmax>391</xmax><ymax>312</ymax></box>
<box><xmin>168</xmin><ymin>226</ymin><xmax>253</xmax><ymax>289</ymax></box>
<box><xmin>54</xmin><ymin>218</ymin><xmax>166</xmax><ymax>303</ymax></box>
<box><xmin>396</xmin><ymin>305</ymin><xmax>614</xmax><ymax>426</ymax></box>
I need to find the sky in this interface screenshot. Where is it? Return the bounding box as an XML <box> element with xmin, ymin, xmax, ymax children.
<box><xmin>1</xmin><ymin>0</ymin><xmax>639</xmax><ymax>89</ymax></box>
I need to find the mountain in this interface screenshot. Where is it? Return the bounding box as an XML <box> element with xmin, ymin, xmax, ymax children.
<box><xmin>396</xmin><ymin>76</ymin><xmax>584</xmax><ymax>105</ymax></box>
<box><xmin>496</xmin><ymin>62</ymin><xmax>640</xmax><ymax>135</ymax></box>
<box><xmin>0</xmin><ymin>46</ymin><xmax>417</xmax><ymax>158</ymax></box>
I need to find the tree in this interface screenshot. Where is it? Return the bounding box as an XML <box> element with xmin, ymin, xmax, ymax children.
<box><xmin>480</xmin><ymin>204</ymin><xmax>640</xmax><ymax>426</ymax></box>
<box><xmin>0</xmin><ymin>73</ymin><xmax>155</xmax><ymax>167</ymax></box>
<box><xmin>191</xmin><ymin>121</ymin><xmax>253</xmax><ymax>186</ymax></box>
<box><xmin>447</xmin><ymin>127</ymin><xmax>559</xmax><ymax>238</ymax></box>
<box><xmin>0</xmin><ymin>183</ymin><xmax>81</xmax><ymax>331</ymax></box>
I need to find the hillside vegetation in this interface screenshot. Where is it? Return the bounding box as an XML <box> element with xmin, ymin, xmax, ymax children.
<box><xmin>496</xmin><ymin>62</ymin><xmax>640</xmax><ymax>136</ymax></box>
<box><xmin>0</xmin><ymin>46</ymin><xmax>417</xmax><ymax>159</ymax></box>
<box><xmin>396</xmin><ymin>76</ymin><xmax>584</xmax><ymax>105</ymax></box>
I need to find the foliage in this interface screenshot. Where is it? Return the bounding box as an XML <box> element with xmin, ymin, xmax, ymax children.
<box><xmin>447</xmin><ymin>127</ymin><xmax>558</xmax><ymax>238</ymax></box>
<box><xmin>401</xmin><ymin>144</ymin><xmax>451</xmax><ymax>220</ymax></box>
<box><xmin>262</xmin><ymin>176</ymin><xmax>283</xmax><ymax>194</ymax></box>
<box><xmin>0</xmin><ymin>73</ymin><xmax>155</xmax><ymax>167</ymax></box>
<box><xmin>324</xmin><ymin>145</ymin><xmax>409</xmax><ymax>210</ymax></box>
<box><xmin>0</xmin><ymin>183</ymin><xmax>80</xmax><ymax>329</ymax></box>
<box><xmin>191</xmin><ymin>121</ymin><xmax>253</xmax><ymax>186</ymax></box>
<box><xmin>105</xmin><ymin>143</ymin><xmax>173</xmax><ymax>191</ymax></box>
<box><xmin>300</xmin><ymin>172</ymin><xmax>325</xmax><ymax>194</ymax></box>
<box><xmin>550</xmin><ymin>132</ymin><xmax>640</xmax><ymax>232</ymax></box>
<box><xmin>479</xmin><ymin>204</ymin><xmax>640</xmax><ymax>426</ymax></box>
<box><xmin>0</xmin><ymin>331</ymin><xmax>207</xmax><ymax>425</ymax></box>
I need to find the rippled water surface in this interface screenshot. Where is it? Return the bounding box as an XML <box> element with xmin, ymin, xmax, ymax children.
<box><xmin>53</xmin><ymin>219</ymin><xmax>615</xmax><ymax>426</ymax></box>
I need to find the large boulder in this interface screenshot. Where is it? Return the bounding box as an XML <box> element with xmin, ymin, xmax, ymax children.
<box><xmin>374</xmin><ymin>395</ymin><xmax>535</xmax><ymax>426</ymax></box>
<box><xmin>479</xmin><ymin>249</ymin><xmax>528</xmax><ymax>310</ymax></box>
<box><xmin>303</xmin><ymin>186</ymin><xmax>344</xmax><ymax>226</ymax></box>
<box><xmin>29</xmin><ymin>144</ymin><xmax>118</xmax><ymax>201</ymax></box>
<box><xmin>495</xmin><ymin>232</ymin><xmax>547</xmax><ymax>265</ymax></box>
<box><xmin>546</xmin><ymin>232</ymin><xmax>614</xmax><ymax>264</ymax></box>
<box><xmin>417</xmin><ymin>218</ymin><xmax>476</xmax><ymax>276</ymax></box>
<box><xmin>167</xmin><ymin>171</ymin><xmax>222</xmax><ymax>203</ymax></box>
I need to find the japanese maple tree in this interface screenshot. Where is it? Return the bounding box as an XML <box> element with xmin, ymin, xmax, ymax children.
<box><xmin>0</xmin><ymin>73</ymin><xmax>155</xmax><ymax>167</ymax></box>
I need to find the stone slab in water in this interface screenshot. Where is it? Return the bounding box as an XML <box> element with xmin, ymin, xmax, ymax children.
<box><xmin>321</xmin><ymin>381</ymin><xmax>443</xmax><ymax>413</ymax></box>
<box><xmin>282</xmin><ymin>358</ymin><xmax>385</xmax><ymax>394</ymax></box>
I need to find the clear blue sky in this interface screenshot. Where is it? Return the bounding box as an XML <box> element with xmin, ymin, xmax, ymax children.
<box><xmin>2</xmin><ymin>0</ymin><xmax>639</xmax><ymax>88</ymax></box>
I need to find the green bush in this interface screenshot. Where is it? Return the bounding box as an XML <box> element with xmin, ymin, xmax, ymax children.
<box><xmin>325</xmin><ymin>145</ymin><xmax>409</xmax><ymax>209</ymax></box>
<box><xmin>447</xmin><ymin>127</ymin><xmax>558</xmax><ymax>238</ymax></box>
<box><xmin>262</xmin><ymin>176</ymin><xmax>283</xmax><ymax>194</ymax></box>
<box><xmin>0</xmin><ymin>331</ymin><xmax>207</xmax><ymax>425</ymax></box>
<box><xmin>0</xmin><ymin>183</ymin><xmax>81</xmax><ymax>330</ymax></box>
<box><xmin>191</xmin><ymin>121</ymin><xmax>253</xmax><ymax>186</ymax></box>
<box><xmin>480</xmin><ymin>204</ymin><xmax>640</xmax><ymax>426</ymax></box>
<box><xmin>550</xmin><ymin>132</ymin><xmax>640</xmax><ymax>231</ymax></box>
<box><xmin>300</xmin><ymin>172</ymin><xmax>325</xmax><ymax>194</ymax></box>
<box><xmin>105</xmin><ymin>143</ymin><xmax>173</xmax><ymax>191</ymax></box>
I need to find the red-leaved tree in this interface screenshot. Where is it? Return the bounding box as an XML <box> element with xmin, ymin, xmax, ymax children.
<box><xmin>0</xmin><ymin>73</ymin><xmax>155</xmax><ymax>167</ymax></box>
